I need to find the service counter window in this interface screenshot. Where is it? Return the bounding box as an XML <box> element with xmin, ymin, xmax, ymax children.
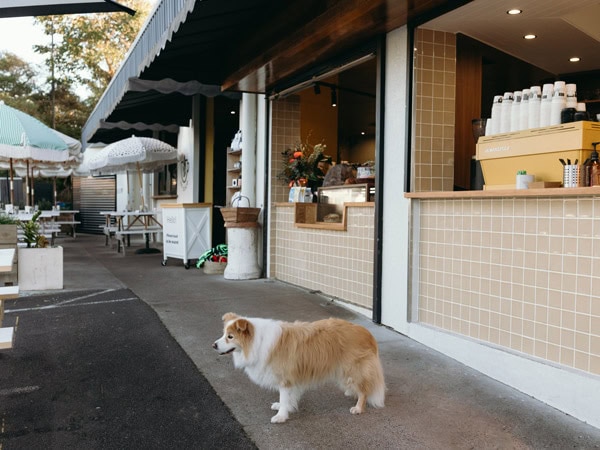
<box><xmin>293</xmin><ymin>183</ymin><xmax>373</xmax><ymax>230</ymax></box>
<box><xmin>414</xmin><ymin>7</ymin><xmax>600</xmax><ymax>194</ymax></box>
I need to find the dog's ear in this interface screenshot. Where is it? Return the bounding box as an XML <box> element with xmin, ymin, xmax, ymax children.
<box><xmin>235</xmin><ymin>318</ymin><xmax>253</xmax><ymax>336</ymax></box>
<box><xmin>222</xmin><ymin>312</ymin><xmax>239</xmax><ymax>322</ymax></box>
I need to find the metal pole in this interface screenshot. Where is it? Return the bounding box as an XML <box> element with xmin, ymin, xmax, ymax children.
<box><xmin>9</xmin><ymin>158</ymin><xmax>14</xmax><ymax>205</ymax></box>
<box><xmin>25</xmin><ymin>160</ymin><xmax>30</xmax><ymax>207</ymax></box>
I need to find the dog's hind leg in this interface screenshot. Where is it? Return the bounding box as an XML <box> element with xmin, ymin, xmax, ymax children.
<box><xmin>271</xmin><ymin>386</ymin><xmax>303</xmax><ymax>423</ymax></box>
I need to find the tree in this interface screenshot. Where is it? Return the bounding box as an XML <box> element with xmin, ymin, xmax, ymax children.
<box><xmin>0</xmin><ymin>51</ymin><xmax>40</xmax><ymax>115</ymax></box>
<box><xmin>0</xmin><ymin>51</ymin><xmax>87</xmax><ymax>138</ymax></box>
<box><xmin>34</xmin><ymin>0</ymin><xmax>152</xmax><ymax>104</ymax></box>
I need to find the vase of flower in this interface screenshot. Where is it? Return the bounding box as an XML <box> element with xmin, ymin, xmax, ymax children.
<box><xmin>278</xmin><ymin>141</ymin><xmax>328</xmax><ymax>189</ymax></box>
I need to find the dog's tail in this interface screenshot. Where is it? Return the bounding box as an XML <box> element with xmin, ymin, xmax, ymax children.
<box><xmin>367</xmin><ymin>357</ymin><xmax>386</xmax><ymax>408</ymax></box>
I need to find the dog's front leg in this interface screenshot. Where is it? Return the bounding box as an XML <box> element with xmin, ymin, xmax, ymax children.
<box><xmin>271</xmin><ymin>386</ymin><xmax>304</xmax><ymax>423</ymax></box>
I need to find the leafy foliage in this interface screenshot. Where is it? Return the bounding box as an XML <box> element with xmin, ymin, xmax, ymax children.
<box><xmin>0</xmin><ymin>51</ymin><xmax>88</xmax><ymax>138</ymax></box>
<box><xmin>0</xmin><ymin>214</ymin><xmax>18</xmax><ymax>225</ymax></box>
<box><xmin>18</xmin><ymin>211</ymin><xmax>48</xmax><ymax>248</ymax></box>
<box><xmin>34</xmin><ymin>0</ymin><xmax>152</xmax><ymax>105</ymax></box>
<box><xmin>278</xmin><ymin>141</ymin><xmax>327</xmax><ymax>187</ymax></box>
<box><xmin>1</xmin><ymin>1</ymin><xmax>151</xmax><ymax>140</ymax></box>
<box><xmin>0</xmin><ymin>52</ymin><xmax>38</xmax><ymax>99</ymax></box>
<box><xmin>0</xmin><ymin>52</ymin><xmax>40</xmax><ymax>116</ymax></box>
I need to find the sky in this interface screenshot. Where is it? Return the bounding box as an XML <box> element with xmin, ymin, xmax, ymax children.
<box><xmin>0</xmin><ymin>16</ymin><xmax>49</xmax><ymax>67</ymax></box>
<box><xmin>0</xmin><ymin>2</ymin><xmax>159</xmax><ymax>99</ymax></box>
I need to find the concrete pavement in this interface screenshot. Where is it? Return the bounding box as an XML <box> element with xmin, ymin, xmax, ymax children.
<box><xmin>24</xmin><ymin>234</ymin><xmax>600</xmax><ymax>448</ymax></box>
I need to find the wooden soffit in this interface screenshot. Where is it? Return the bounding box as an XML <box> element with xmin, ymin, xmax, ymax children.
<box><xmin>222</xmin><ymin>0</ymin><xmax>469</xmax><ymax>93</ymax></box>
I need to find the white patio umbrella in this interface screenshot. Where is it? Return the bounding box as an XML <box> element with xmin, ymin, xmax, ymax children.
<box><xmin>0</xmin><ymin>101</ymin><xmax>71</xmax><ymax>205</ymax></box>
<box><xmin>87</xmin><ymin>136</ymin><xmax>178</xmax><ymax>209</ymax></box>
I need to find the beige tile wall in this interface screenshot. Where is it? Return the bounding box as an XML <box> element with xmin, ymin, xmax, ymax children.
<box><xmin>271</xmin><ymin>96</ymin><xmax>301</xmax><ymax>203</ymax></box>
<box><xmin>271</xmin><ymin>204</ymin><xmax>375</xmax><ymax>309</ymax></box>
<box><xmin>415</xmin><ymin>196</ymin><xmax>600</xmax><ymax>376</ymax></box>
<box><xmin>413</xmin><ymin>28</ymin><xmax>456</xmax><ymax>192</ymax></box>
<box><xmin>269</xmin><ymin>97</ymin><xmax>375</xmax><ymax>310</ymax></box>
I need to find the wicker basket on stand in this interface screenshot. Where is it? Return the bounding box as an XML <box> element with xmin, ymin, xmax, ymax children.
<box><xmin>217</xmin><ymin>195</ymin><xmax>260</xmax><ymax>227</ymax></box>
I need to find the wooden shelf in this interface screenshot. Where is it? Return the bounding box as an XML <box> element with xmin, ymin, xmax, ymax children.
<box><xmin>226</xmin><ymin>147</ymin><xmax>242</xmax><ymax>205</ymax></box>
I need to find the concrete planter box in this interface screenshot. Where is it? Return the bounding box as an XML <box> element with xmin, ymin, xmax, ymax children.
<box><xmin>17</xmin><ymin>246</ymin><xmax>63</xmax><ymax>291</ymax></box>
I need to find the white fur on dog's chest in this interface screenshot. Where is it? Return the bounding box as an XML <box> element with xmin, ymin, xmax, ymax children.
<box><xmin>244</xmin><ymin>364</ymin><xmax>279</xmax><ymax>389</ymax></box>
<box><xmin>233</xmin><ymin>318</ymin><xmax>282</xmax><ymax>389</ymax></box>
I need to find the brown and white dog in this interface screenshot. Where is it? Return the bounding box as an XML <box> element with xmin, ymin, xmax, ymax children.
<box><xmin>213</xmin><ymin>312</ymin><xmax>385</xmax><ymax>423</ymax></box>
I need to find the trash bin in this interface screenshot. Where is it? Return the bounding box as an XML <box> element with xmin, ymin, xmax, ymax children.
<box><xmin>161</xmin><ymin>203</ymin><xmax>212</xmax><ymax>269</ymax></box>
<box><xmin>218</xmin><ymin>196</ymin><xmax>261</xmax><ymax>280</ymax></box>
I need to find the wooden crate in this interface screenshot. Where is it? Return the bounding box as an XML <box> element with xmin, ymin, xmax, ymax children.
<box><xmin>294</xmin><ymin>203</ymin><xmax>317</xmax><ymax>224</ymax></box>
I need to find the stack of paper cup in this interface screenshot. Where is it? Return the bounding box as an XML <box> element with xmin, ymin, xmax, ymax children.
<box><xmin>528</xmin><ymin>86</ymin><xmax>542</xmax><ymax>128</ymax></box>
<box><xmin>511</xmin><ymin>91</ymin><xmax>522</xmax><ymax>131</ymax></box>
<box><xmin>550</xmin><ymin>81</ymin><xmax>566</xmax><ymax>125</ymax></box>
<box><xmin>540</xmin><ymin>83</ymin><xmax>554</xmax><ymax>127</ymax></box>
<box><xmin>489</xmin><ymin>95</ymin><xmax>503</xmax><ymax>135</ymax></box>
<box><xmin>520</xmin><ymin>88</ymin><xmax>530</xmax><ymax>130</ymax></box>
<box><xmin>566</xmin><ymin>83</ymin><xmax>577</xmax><ymax>108</ymax></box>
<box><xmin>499</xmin><ymin>91</ymin><xmax>513</xmax><ymax>133</ymax></box>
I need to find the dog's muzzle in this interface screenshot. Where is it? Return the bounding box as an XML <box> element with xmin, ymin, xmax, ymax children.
<box><xmin>212</xmin><ymin>341</ymin><xmax>234</xmax><ymax>355</ymax></box>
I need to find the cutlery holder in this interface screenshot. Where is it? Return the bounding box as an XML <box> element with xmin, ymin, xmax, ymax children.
<box><xmin>563</xmin><ymin>164</ymin><xmax>582</xmax><ymax>187</ymax></box>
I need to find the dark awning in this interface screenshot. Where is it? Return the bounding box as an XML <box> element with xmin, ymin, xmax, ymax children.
<box><xmin>0</xmin><ymin>0</ymin><xmax>134</xmax><ymax>18</ymax></box>
<box><xmin>83</xmin><ymin>0</ymin><xmax>464</xmax><ymax>145</ymax></box>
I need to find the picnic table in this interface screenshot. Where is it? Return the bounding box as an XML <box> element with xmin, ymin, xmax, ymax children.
<box><xmin>100</xmin><ymin>211</ymin><xmax>162</xmax><ymax>254</ymax></box>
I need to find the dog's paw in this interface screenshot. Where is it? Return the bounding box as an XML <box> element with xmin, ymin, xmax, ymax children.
<box><xmin>271</xmin><ymin>402</ymin><xmax>280</xmax><ymax>411</ymax></box>
<box><xmin>350</xmin><ymin>406</ymin><xmax>364</xmax><ymax>415</ymax></box>
<box><xmin>271</xmin><ymin>413</ymin><xmax>289</xmax><ymax>423</ymax></box>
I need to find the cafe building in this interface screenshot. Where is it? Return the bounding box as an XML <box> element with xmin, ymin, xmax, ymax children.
<box><xmin>82</xmin><ymin>0</ymin><xmax>600</xmax><ymax>427</ymax></box>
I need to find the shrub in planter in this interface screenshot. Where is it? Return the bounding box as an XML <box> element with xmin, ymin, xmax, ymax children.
<box><xmin>18</xmin><ymin>211</ymin><xmax>48</xmax><ymax>248</ymax></box>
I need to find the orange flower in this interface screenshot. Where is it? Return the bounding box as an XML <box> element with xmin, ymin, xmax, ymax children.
<box><xmin>293</xmin><ymin>151</ymin><xmax>303</xmax><ymax>159</ymax></box>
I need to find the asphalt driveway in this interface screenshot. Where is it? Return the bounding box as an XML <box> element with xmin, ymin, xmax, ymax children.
<box><xmin>0</xmin><ymin>288</ymin><xmax>256</xmax><ymax>450</ymax></box>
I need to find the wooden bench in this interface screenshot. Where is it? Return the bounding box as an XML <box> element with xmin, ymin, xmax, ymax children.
<box><xmin>0</xmin><ymin>327</ymin><xmax>14</xmax><ymax>350</ymax></box>
<box><xmin>0</xmin><ymin>286</ymin><xmax>20</xmax><ymax>324</ymax></box>
<box><xmin>101</xmin><ymin>225</ymin><xmax>119</xmax><ymax>246</ymax></box>
<box><xmin>0</xmin><ymin>285</ymin><xmax>19</xmax><ymax>350</ymax></box>
<box><xmin>54</xmin><ymin>220</ymin><xmax>81</xmax><ymax>237</ymax></box>
<box><xmin>115</xmin><ymin>226</ymin><xmax>162</xmax><ymax>254</ymax></box>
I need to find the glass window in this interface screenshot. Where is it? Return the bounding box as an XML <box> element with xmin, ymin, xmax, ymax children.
<box><xmin>158</xmin><ymin>163</ymin><xmax>177</xmax><ymax>195</ymax></box>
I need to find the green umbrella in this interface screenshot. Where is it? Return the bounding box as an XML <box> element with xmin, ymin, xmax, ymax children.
<box><xmin>0</xmin><ymin>101</ymin><xmax>69</xmax><ymax>204</ymax></box>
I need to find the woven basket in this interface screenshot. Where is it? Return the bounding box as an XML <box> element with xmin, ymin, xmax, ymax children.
<box><xmin>219</xmin><ymin>207</ymin><xmax>260</xmax><ymax>223</ymax></box>
<box><xmin>203</xmin><ymin>260</ymin><xmax>226</xmax><ymax>275</ymax></box>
